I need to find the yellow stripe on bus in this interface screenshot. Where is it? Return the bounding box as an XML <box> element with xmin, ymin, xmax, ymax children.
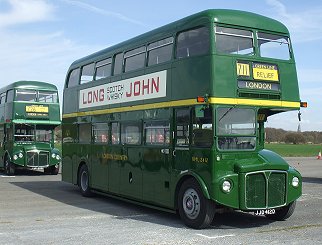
<box><xmin>209</xmin><ymin>98</ymin><xmax>300</xmax><ymax>108</ymax></box>
<box><xmin>62</xmin><ymin>97</ymin><xmax>300</xmax><ymax>118</ymax></box>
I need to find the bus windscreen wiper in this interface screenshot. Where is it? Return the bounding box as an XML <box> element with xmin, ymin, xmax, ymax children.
<box><xmin>219</xmin><ymin>105</ymin><xmax>236</xmax><ymax>122</ymax></box>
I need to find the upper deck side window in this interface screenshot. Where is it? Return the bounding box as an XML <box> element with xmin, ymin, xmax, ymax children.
<box><xmin>67</xmin><ymin>68</ymin><xmax>80</xmax><ymax>88</ymax></box>
<box><xmin>148</xmin><ymin>37</ymin><xmax>173</xmax><ymax>66</ymax></box>
<box><xmin>6</xmin><ymin>90</ymin><xmax>14</xmax><ymax>102</ymax></box>
<box><xmin>95</xmin><ymin>58</ymin><xmax>112</xmax><ymax>80</ymax></box>
<box><xmin>80</xmin><ymin>63</ymin><xmax>94</xmax><ymax>84</ymax></box>
<box><xmin>176</xmin><ymin>26</ymin><xmax>210</xmax><ymax>59</ymax></box>
<box><xmin>215</xmin><ymin>26</ymin><xmax>254</xmax><ymax>55</ymax></box>
<box><xmin>0</xmin><ymin>93</ymin><xmax>6</xmax><ymax>104</ymax></box>
<box><xmin>257</xmin><ymin>32</ymin><xmax>290</xmax><ymax>60</ymax></box>
<box><xmin>113</xmin><ymin>53</ymin><xmax>123</xmax><ymax>75</ymax></box>
<box><xmin>124</xmin><ymin>46</ymin><xmax>146</xmax><ymax>72</ymax></box>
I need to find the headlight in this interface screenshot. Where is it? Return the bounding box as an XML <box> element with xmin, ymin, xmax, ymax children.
<box><xmin>52</xmin><ymin>153</ymin><xmax>56</xmax><ymax>158</ymax></box>
<box><xmin>13</xmin><ymin>154</ymin><xmax>18</xmax><ymax>160</ymax></box>
<box><xmin>292</xmin><ymin>177</ymin><xmax>299</xmax><ymax>187</ymax></box>
<box><xmin>19</xmin><ymin>152</ymin><xmax>23</xmax><ymax>158</ymax></box>
<box><xmin>222</xmin><ymin>180</ymin><xmax>232</xmax><ymax>193</ymax></box>
<box><xmin>56</xmin><ymin>155</ymin><xmax>60</xmax><ymax>160</ymax></box>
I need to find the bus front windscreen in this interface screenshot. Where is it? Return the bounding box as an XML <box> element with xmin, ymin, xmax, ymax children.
<box><xmin>14</xmin><ymin>124</ymin><xmax>53</xmax><ymax>142</ymax></box>
<box><xmin>217</xmin><ymin>107</ymin><xmax>256</xmax><ymax>150</ymax></box>
<box><xmin>36</xmin><ymin>125</ymin><xmax>53</xmax><ymax>142</ymax></box>
<box><xmin>14</xmin><ymin>124</ymin><xmax>35</xmax><ymax>142</ymax></box>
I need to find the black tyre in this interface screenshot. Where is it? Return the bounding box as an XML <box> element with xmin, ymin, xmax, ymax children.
<box><xmin>78</xmin><ymin>164</ymin><xmax>93</xmax><ymax>197</ymax></box>
<box><xmin>44</xmin><ymin>167</ymin><xmax>50</xmax><ymax>174</ymax></box>
<box><xmin>265</xmin><ymin>201</ymin><xmax>296</xmax><ymax>221</ymax></box>
<box><xmin>4</xmin><ymin>158</ymin><xmax>15</xmax><ymax>176</ymax></box>
<box><xmin>49</xmin><ymin>165</ymin><xmax>59</xmax><ymax>175</ymax></box>
<box><xmin>178</xmin><ymin>178</ymin><xmax>215</xmax><ymax>229</ymax></box>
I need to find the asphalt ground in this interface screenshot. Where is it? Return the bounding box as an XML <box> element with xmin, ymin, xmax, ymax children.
<box><xmin>0</xmin><ymin>157</ymin><xmax>321</xmax><ymax>245</ymax></box>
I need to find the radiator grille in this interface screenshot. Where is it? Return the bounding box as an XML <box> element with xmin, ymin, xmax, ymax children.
<box><xmin>245</xmin><ymin>171</ymin><xmax>286</xmax><ymax>209</ymax></box>
<box><xmin>27</xmin><ymin>151</ymin><xmax>49</xmax><ymax>167</ymax></box>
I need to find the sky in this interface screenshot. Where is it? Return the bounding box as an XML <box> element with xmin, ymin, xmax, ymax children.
<box><xmin>0</xmin><ymin>0</ymin><xmax>322</xmax><ymax>131</ymax></box>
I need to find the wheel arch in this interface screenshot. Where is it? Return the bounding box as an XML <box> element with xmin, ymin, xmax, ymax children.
<box><xmin>174</xmin><ymin>172</ymin><xmax>210</xmax><ymax>210</ymax></box>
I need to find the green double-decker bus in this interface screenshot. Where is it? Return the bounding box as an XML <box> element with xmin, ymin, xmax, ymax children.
<box><xmin>62</xmin><ymin>9</ymin><xmax>304</xmax><ymax>228</ymax></box>
<box><xmin>0</xmin><ymin>81</ymin><xmax>61</xmax><ymax>175</ymax></box>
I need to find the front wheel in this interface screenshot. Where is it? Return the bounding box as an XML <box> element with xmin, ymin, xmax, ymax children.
<box><xmin>78</xmin><ymin>164</ymin><xmax>93</xmax><ymax>197</ymax></box>
<box><xmin>265</xmin><ymin>201</ymin><xmax>296</xmax><ymax>221</ymax></box>
<box><xmin>4</xmin><ymin>158</ymin><xmax>15</xmax><ymax>176</ymax></box>
<box><xmin>178</xmin><ymin>178</ymin><xmax>215</xmax><ymax>229</ymax></box>
<box><xmin>49</xmin><ymin>165</ymin><xmax>59</xmax><ymax>175</ymax></box>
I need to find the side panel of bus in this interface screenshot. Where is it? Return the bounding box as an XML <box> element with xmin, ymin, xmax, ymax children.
<box><xmin>0</xmin><ymin>124</ymin><xmax>4</xmax><ymax>167</ymax></box>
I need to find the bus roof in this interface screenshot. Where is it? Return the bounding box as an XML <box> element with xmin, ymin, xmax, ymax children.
<box><xmin>0</xmin><ymin>81</ymin><xmax>58</xmax><ymax>94</ymax></box>
<box><xmin>68</xmin><ymin>9</ymin><xmax>289</xmax><ymax>69</ymax></box>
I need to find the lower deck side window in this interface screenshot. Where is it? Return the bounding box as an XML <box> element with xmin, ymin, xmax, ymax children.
<box><xmin>78</xmin><ymin>123</ymin><xmax>91</xmax><ymax>143</ymax></box>
<box><xmin>144</xmin><ymin>121</ymin><xmax>170</xmax><ymax>145</ymax></box>
<box><xmin>93</xmin><ymin>123</ymin><xmax>109</xmax><ymax>143</ymax></box>
<box><xmin>121</xmin><ymin>122</ymin><xmax>141</xmax><ymax>145</ymax></box>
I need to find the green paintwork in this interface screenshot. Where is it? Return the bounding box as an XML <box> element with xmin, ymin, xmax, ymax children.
<box><xmin>0</xmin><ymin>81</ymin><xmax>61</xmax><ymax>171</ymax></box>
<box><xmin>62</xmin><ymin>9</ymin><xmax>302</xmax><ymax>215</ymax></box>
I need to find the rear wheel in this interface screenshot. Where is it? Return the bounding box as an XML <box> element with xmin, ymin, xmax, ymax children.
<box><xmin>178</xmin><ymin>178</ymin><xmax>215</xmax><ymax>229</ymax></box>
<box><xmin>265</xmin><ymin>201</ymin><xmax>296</xmax><ymax>220</ymax></box>
<box><xmin>78</xmin><ymin>164</ymin><xmax>93</xmax><ymax>197</ymax></box>
<box><xmin>4</xmin><ymin>158</ymin><xmax>15</xmax><ymax>176</ymax></box>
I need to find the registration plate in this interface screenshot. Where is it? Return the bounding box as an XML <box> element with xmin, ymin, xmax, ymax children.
<box><xmin>26</xmin><ymin>105</ymin><xmax>49</xmax><ymax>113</ymax></box>
<box><xmin>252</xmin><ymin>63</ymin><xmax>279</xmax><ymax>82</ymax></box>
<box><xmin>254</xmin><ymin>209</ymin><xmax>276</xmax><ymax>216</ymax></box>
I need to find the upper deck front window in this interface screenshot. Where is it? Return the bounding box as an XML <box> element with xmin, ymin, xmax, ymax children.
<box><xmin>258</xmin><ymin>32</ymin><xmax>290</xmax><ymax>60</ymax></box>
<box><xmin>215</xmin><ymin>27</ymin><xmax>254</xmax><ymax>55</ymax></box>
<box><xmin>15</xmin><ymin>89</ymin><xmax>37</xmax><ymax>102</ymax></box>
<box><xmin>15</xmin><ymin>89</ymin><xmax>58</xmax><ymax>103</ymax></box>
<box><xmin>38</xmin><ymin>91</ymin><xmax>58</xmax><ymax>103</ymax></box>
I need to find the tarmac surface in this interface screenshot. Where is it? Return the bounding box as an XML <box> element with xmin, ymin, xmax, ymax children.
<box><xmin>0</xmin><ymin>157</ymin><xmax>321</xmax><ymax>244</ymax></box>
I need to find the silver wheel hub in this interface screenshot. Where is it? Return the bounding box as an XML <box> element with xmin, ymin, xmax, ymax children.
<box><xmin>81</xmin><ymin>171</ymin><xmax>88</xmax><ymax>191</ymax></box>
<box><xmin>182</xmin><ymin>188</ymin><xmax>200</xmax><ymax>219</ymax></box>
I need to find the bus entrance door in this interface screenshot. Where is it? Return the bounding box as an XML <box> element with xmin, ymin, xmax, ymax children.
<box><xmin>173</xmin><ymin>108</ymin><xmax>191</xmax><ymax>172</ymax></box>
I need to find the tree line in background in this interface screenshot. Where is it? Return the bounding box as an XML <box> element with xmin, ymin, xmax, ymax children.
<box><xmin>265</xmin><ymin>128</ymin><xmax>322</xmax><ymax>144</ymax></box>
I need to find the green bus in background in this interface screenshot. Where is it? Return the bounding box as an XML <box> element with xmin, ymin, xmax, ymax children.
<box><xmin>62</xmin><ymin>9</ymin><xmax>305</xmax><ymax>229</ymax></box>
<box><xmin>0</xmin><ymin>81</ymin><xmax>61</xmax><ymax>175</ymax></box>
